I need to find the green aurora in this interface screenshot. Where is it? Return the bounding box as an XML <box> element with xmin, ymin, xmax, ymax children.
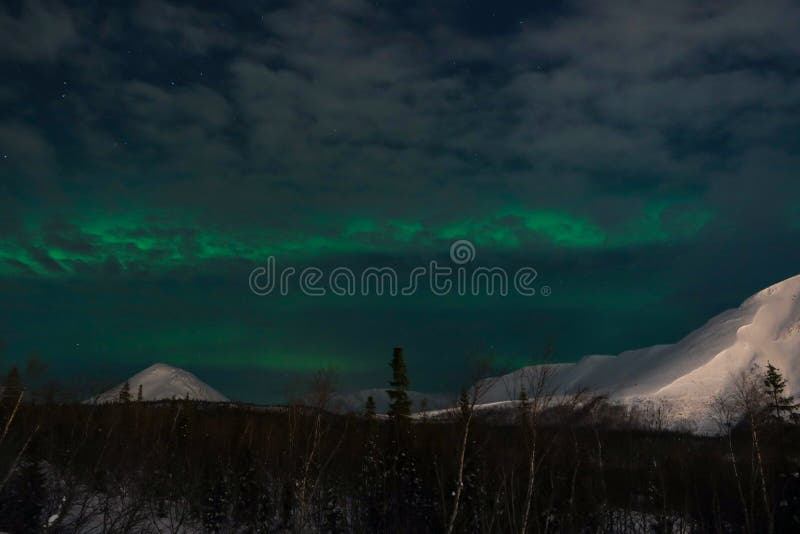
<box><xmin>1</xmin><ymin>198</ymin><xmax>713</xmax><ymax>278</ymax></box>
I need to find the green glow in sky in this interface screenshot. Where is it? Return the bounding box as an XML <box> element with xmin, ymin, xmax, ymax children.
<box><xmin>0</xmin><ymin>199</ymin><xmax>714</xmax><ymax>278</ymax></box>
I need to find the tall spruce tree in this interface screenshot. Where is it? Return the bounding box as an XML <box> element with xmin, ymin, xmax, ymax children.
<box><xmin>364</xmin><ymin>395</ymin><xmax>376</xmax><ymax>418</ymax></box>
<box><xmin>0</xmin><ymin>458</ymin><xmax>45</xmax><ymax>533</ymax></box>
<box><xmin>763</xmin><ymin>362</ymin><xmax>799</xmax><ymax>422</ymax></box>
<box><xmin>321</xmin><ymin>486</ymin><xmax>346</xmax><ymax>533</ymax></box>
<box><xmin>2</xmin><ymin>366</ymin><xmax>22</xmax><ymax>405</ymax></box>
<box><xmin>458</xmin><ymin>386</ymin><xmax>470</xmax><ymax>417</ymax></box>
<box><xmin>118</xmin><ymin>380</ymin><xmax>132</xmax><ymax>403</ymax></box>
<box><xmin>387</xmin><ymin>347</ymin><xmax>411</xmax><ymax>418</ymax></box>
<box><xmin>518</xmin><ymin>385</ymin><xmax>529</xmax><ymax>407</ymax></box>
<box><xmin>203</xmin><ymin>478</ymin><xmax>230</xmax><ymax>532</ymax></box>
<box><xmin>137</xmin><ymin>383</ymin><xmax>143</xmax><ymax>402</ymax></box>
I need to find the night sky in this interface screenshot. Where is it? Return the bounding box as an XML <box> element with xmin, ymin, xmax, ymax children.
<box><xmin>1</xmin><ymin>0</ymin><xmax>799</xmax><ymax>401</ymax></box>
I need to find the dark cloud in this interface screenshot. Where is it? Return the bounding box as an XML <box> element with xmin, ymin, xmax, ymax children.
<box><xmin>133</xmin><ymin>0</ymin><xmax>236</xmax><ymax>54</ymax></box>
<box><xmin>0</xmin><ymin>0</ymin><xmax>79</xmax><ymax>62</ymax></box>
<box><xmin>2</xmin><ymin>0</ymin><xmax>797</xmax><ymax>221</ymax></box>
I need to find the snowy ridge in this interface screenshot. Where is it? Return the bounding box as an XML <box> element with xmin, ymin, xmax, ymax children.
<box><xmin>90</xmin><ymin>363</ymin><xmax>229</xmax><ymax>403</ymax></box>
<box><xmin>479</xmin><ymin>274</ymin><xmax>800</xmax><ymax>431</ymax></box>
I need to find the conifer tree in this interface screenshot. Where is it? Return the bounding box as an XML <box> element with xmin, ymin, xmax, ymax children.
<box><xmin>386</xmin><ymin>347</ymin><xmax>411</xmax><ymax>418</ymax></box>
<box><xmin>517</xmin><ymin>385</ymin><xmax>529</xmax><ymax>427</ymax></box>
<box><xmin>24</xmin><ymin>353</ymin><xmax>46</xmax><ymax>383</ymax></box>
<box><xmin>321</xmin><ymin>485</ymin><xmax>346</xmax><ymax>533</ymax></box>
<box><xmin>137</xmin><ymin>383</ymin><xmax>143</xmax><ymax>402</ymax></box>
<box><xmin>203</xmin><ymin>478</ymin><xmax>230</xmax><ymax>532</ymax></box>
<box><xmin>418</xmin><ymin>397</ymin><xmax>429</xmax><ymax>420</ymax></box>
<box><xmin>458</xmin><ymin>386</ymin><xmax>470</xmax><ymax>417</ymax></box>
<box><xmin>359</xmin><ymin>410</ymin><xmax>386</xmax><ymax>532</ymax></box>
<box><xmin>518</xmin><ymin>385</ymin><xmax>528</xmax><ymax>407</ymax></box>
<box><xmin>763</xmin><ymin>362</ymin><xmax>799</xmax><ymax>422</ymax></box>
<box><xmin>2</xmin><ymin>366</ymin><xmax>22</xmax><ymax>405</ymax></box>
<box><xmin>280</xmin><ymin>480</ymin><xmax>295</xmax><ymax>530</ymax></box>
<box><xmin>118</xmin><ymin>380</ymin><xmax>131</xmax><ymax>403</ymax></box>
<box><xmin>0</xmin><ymin>458</ymin><xmax>45</xmax><ymax>533</ymax></box>
<box><xmin>364</xmin><ymin>395</ymin><xmax>376</xmax><ymax>418</ymax></box>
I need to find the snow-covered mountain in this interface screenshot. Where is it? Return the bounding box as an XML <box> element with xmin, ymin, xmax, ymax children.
<box><xmin>478</xmin><ymin>274</ymin><xmax>800</xmax><ymax>431</ymax></box>
<box><xmin>90</xmin><ymin>363</ymin><xmax>229</xmax><ymax>403</ymax></box>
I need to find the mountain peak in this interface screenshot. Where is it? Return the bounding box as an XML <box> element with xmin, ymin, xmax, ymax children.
<box><xmin>90</xmin><ymin>363</ymin><xmax>229</xmax><ymax>403</ymax></box>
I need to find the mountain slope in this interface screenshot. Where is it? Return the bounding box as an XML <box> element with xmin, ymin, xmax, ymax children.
<box><xmin>90</xmin><ymin>363</ymin><xmax>229</xmax><ymax>403</ymax></box>
<box><xmin>480</xmin><ymin>274</ymin><xmax>800</xmax><ymax>430</ymax></box>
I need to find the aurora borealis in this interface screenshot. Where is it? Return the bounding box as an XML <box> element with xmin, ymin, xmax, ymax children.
<box><xmin>0</xmin><ymin>198</ymin><xmax>712</xmax><ymax>277</ymax></box>
<box><xmin>2</xmin><ymin>1</ymin><xmax>800</xmax><ymax>401</ymax></box>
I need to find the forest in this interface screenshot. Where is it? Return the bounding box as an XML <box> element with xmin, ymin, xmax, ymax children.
<box><xmin>0</xmin><ymin>351</ymin><xmax>799</xmax><ymax>533</ymax></box>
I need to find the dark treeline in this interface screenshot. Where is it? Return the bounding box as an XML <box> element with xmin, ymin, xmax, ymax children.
<box><xmin>0</xmin><ymin>352</ymin><xmax>799</xmax><ymax>532</ymax></box>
